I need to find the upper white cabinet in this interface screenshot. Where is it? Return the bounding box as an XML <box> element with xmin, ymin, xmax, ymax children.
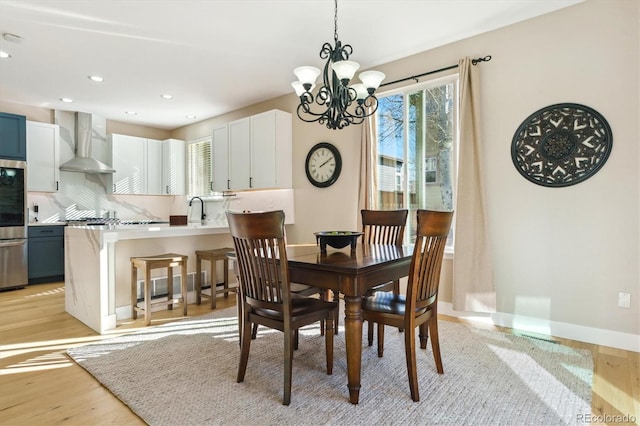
<box><xmin>146</xmin><ymin>139</ymin><xmax>163</xmax><ymax>195</ymax></box>
<box><xmin>228</xmin><ymin>117</ymin><xmax>251</xmax><ymax>190</ymax></box>
<box><xmin>250</xmin><ymin>110</ymin><xmax>292</xmax><ymax>189</ymax></box>
<box><xmin>212</xmin><ymin>125</ymin><xmax>229</xmax><ymax>192</ymax></box>
<box><xmin>212</xmin><ymin>109</ymin><xmax>292</xmax><ymax>192</ymax></box>
<box><xmin>162</xmin><ymin>138</ymin><xmax>185</xmax><ymax>195</ymax></box>
<box><xmin>109</xmin><ymin>134</ymin><xmax>148</xmax><ymax>194</ymax></box>
<box><xmin>109</xmin><ymin>134</ymin><xmax>185</xmax><ymax>195</ymax></box>
<box><xmin>26</xmin><ymin>121</ymin><xmax>60</xmax><ymax>192</ymax></box>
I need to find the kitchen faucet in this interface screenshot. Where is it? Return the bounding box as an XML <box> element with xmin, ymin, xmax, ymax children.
<box><xmin>189</xmin><ymin>196</ymin><xmax>206</xmax><ymax>224</ymax></box>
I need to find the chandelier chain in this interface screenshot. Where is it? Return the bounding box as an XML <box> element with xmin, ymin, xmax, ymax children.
<box><xmin>333</xmin><ymin>0</ymin><xmax>339</xmax><ymax>42</ymax></box>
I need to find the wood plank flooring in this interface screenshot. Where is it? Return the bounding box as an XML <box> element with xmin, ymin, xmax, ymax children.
<box><xmin>1</xmin><ymin>282</ymin><xmax>638</xmax><ymax>425</ymax></box>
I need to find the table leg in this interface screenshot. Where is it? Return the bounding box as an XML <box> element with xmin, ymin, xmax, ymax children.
<box><xmin>344</xmin><ymin>295</ymin><xmax>362</xmax><ymax>404</ymax></box>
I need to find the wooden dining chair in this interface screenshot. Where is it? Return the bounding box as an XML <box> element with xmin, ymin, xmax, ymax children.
<box><xmin>361</xmin><ymin>209</ymin><xmax>453</xmax><ymax>402</ymax></box>
<box><xmin>361</xmin><ymin>209</ymin><xmax>408</xmax><ymax>343</ymax></box>
<box><xmin>227</xmin><ymin>210</ymin><xmax>338</xmax><ymax>406</ymax></box>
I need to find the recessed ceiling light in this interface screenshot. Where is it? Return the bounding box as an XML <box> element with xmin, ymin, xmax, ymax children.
<box><xmin>2</xmin><ymin>33</ymin><xmax>22</xmax><ymax>43</ymax></box>
<box><xmin>125</xmin><ymin>111</ymin><xmax>137</xmax><ymax>115</ymax></box>
<box><xmin>60</xmin><ymin>98</ymin><xmax>73</xmax><ymax>103</ymax></box>
<box><xmin>0</xmin><ymin>51</ymin><xmax>10</xmax><ymax>59</ymax></box>
<box><xmin>185</xmin><ymin>115</ymin><xmax>197</xmax><ymax>119</ymax></box>
<box><xmin>88</xmin><ymin>75</ymin><xmax>104</xmax><ymax>82</ymax></box>
<box><xmin>161</xmin><ymin>94</ymin><xmax>173</xmax><ymax>100</ymax></box>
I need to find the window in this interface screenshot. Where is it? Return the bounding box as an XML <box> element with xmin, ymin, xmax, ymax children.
<box><xmin>187</xmin><ymin>137</ymin><xmax>212</xmax><ymax>196</ymax></box>
<box><xmin>375</xmin><ymin>75</ymin><xmax>458</xmax><ymax>247</ymax></box>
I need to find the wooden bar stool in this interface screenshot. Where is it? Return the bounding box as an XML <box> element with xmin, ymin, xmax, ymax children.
<box><xmin>195</xmin><ymin>247</ymin><xmax>235</xmax><ymax>309</ymax></box>
<box><xmin>130</xmin><ymin>253</ymin><xmax>188</xmax><ymax>326</ymax></box>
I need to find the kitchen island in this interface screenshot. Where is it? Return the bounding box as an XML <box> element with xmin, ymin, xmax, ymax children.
<box><xmin>64</xmin><ymin>221</ymin><xmax>236</xmax><ymax>334</ymax></box>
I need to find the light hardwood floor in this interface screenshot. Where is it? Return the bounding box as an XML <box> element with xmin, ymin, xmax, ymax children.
<box><xmin>1</xmin><ymin>282</ymin><xmax>638</xmax><ymax>425</ymax></box>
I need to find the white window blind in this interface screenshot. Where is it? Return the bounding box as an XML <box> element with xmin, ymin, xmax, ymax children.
<box><xmin>187</xmin><ymin>138</ymin><xmax>212</xmax><ymax>196</ymax></box>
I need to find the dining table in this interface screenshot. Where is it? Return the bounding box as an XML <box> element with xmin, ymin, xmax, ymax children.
<box><xmin>285</xmin><ymin>242</ymin><xmax>414</xmax><ymax>404</ymax></box>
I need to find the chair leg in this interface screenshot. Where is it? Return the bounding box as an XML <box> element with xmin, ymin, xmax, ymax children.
<box><xmin>429</xmin><ymin>317</ymin><xmax>444</xmax><ymax>374</ymax></box>
<box><xmin>367</xmin><ymin>320</ymin><xmax>374</xmax><ymax>346</ymax></box>
<box><xmin>393</xmin><ymin>280</ymin><xmax>404</xmax><ymax>333</ymax></box>
<box><xmin>333</xmin><ymin>290</ymin><xmax>339</xmax><ymax>335</ymax></box>
<box><xmin>251</xmin><ymin>323</ymin><xmax>258</xmax><ymax>339</ymax></box>
<box><xmin>405</xmin><ymin>326</ymin><xmax>420</xmax><ymax>402</ymax></box>
<box><xmin>294</xmin><ymin>329</ymin><xmax>299</xmax><ymax>350</ymax></box>
<box><xmin>196</xmin><ymin>255</ymin><xmax>203</xmax><ymax>305</ymax></box>
<box><xmin>237</xmin><ymin>314</ymin><xmax>252</xmax><ymax>383</ymax></box>
<box><xmin>131</xmin><ymin>264</ymin><xmax>138</xmax><ymax>319</ymax></box>
<box><xmin>283</xmin><ymin>329</ymin><xmax>294</xmax><ymax>405</ymax></box>
<box><xmin>325</xmin><ymin>314</ymin><xmax>335</xmax><ymax>375</ymax></box>
<box><xmin>181</xmin><ymin>260</ymin><xmax>188</xmax><ymax>316</ymax></box>
<box><xmin>377</xmin><ymin>323</ymin><xmax>385</xmax><ymax>357</ymax></box>
<box><xmin>419</xmin><ymin>321</ymin><xmax>429</xmax><ymax>349</ymax></box>
<box><xmin>144</xmin><ymin>267</ymin><xmax>151</xmax><ymax>326</ymax></box>
<box><xmin>167</xmin><ymin>266</ymin><xmax>174</xmax><ymax>310</ymax></box>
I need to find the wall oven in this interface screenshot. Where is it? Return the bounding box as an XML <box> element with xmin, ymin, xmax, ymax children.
<box><xmin>0</xmin><ymin>159</ymin><xmax>27</xmax><ymax>290</ymax></box>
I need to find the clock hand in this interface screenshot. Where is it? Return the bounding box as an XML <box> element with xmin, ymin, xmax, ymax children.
<box><xmin>319</xmin><ymin>158</ymin><xmax>331</xmax><ymax>167</ymax></box>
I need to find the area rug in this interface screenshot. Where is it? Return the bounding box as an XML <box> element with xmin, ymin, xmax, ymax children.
<box><xmin>67</xmin><ymin>307</ymin><xmax>593</xmax><ymax>425</ymax></box>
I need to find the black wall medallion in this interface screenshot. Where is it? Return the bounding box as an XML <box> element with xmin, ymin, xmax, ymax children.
<box><xmin>511</xmin><ymin>103</ymin><xmax>612</xmax><ymax>187</ymax></box>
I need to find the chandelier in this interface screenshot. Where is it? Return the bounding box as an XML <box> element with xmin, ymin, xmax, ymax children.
<box><xmin>291</xmin><ymin>0</ymin><xmax>385</xmax><ymax>130</ymax></box>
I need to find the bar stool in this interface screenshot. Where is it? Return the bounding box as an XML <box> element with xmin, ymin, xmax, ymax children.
<box><xmin>195</xmin><ymin>247</ymin><xmax>235</xmax><ymax>309</ymax></box>
<box><xmin>131</xmin><ymin>253</ymin><xmax>188</xmax><ymax>326</ymax></box>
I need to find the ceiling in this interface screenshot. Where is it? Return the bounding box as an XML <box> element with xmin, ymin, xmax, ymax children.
<box><xmin>0</xmin><ymin>0</ymin><xmax>583</xmax><ymax>130</ymax></box>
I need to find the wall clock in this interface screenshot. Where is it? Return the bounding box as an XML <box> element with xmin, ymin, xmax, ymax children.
<box><xmin>511</xmin><ymin>103</ymin><xmax>613</xmax><ymax>187</ymax></box>
<box><xmin>305</xmin><ymin>142</ymin><xmax>342</xmax><ymax>188</ymax></box>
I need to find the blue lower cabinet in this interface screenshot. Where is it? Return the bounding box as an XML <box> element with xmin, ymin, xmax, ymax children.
<box><xmin>28</xmin><ymin>225</ymin><xmax>65</xmax><ymax>284</ymax></box>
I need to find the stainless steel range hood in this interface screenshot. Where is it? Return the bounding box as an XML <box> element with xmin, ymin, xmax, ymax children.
<box><xmin>59</xmin><ymin>112</ymin><xmax>115</xmax><ymax>174</ymax></box>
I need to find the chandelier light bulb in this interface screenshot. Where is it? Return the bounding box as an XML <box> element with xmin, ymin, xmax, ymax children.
<box><xmin>294</xmin><ymin>66</ymin><xmax>321</xmax><ymax>89</ymax></box>
<box><xmin>359</xmin><ymin>70</ymin><xmax>386</xmax><ymax>91</ymax></box>
<box><xmin>351</xmin><ymin>84</ymin><xmax>369</xmax><ymax>102</ymax></box>
<box><xmin>331</xmin><ymin>60</ymin><xmax>360</xmax><ymax>83</ymax></box>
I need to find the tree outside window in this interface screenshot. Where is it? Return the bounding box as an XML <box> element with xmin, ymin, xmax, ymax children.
<box><xmin>375</xmin><ymin>75</ymin><xmax>458</xmax><ymax>245</ymax></box>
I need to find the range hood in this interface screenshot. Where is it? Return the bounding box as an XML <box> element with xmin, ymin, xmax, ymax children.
<box><xmin>59</xmin><ymin>112</ymin><xmax>115</xmax><ymax>174</ymax></box>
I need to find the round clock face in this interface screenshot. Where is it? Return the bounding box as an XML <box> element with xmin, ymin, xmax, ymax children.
<box><xmin>305</xmin><ymin>142</ymin><xmax>342</xmax><ymax>188</ymax></box>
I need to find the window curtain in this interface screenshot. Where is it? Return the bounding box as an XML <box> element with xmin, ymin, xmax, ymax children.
<box><xmin>358</xmin><ymin>112</ymin><xmax>378</xmax><ymax>228</ymax></box>
<box><xmin>453</xmin><ymin>57</ymin><xmax>496</xmax><ymax>313</ymax></box>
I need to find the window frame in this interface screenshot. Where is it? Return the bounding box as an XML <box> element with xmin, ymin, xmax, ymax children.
<box><xmin>375</xmin><ymin>73</ymin><xmax>459</xmax><ymax>253</ymax></box>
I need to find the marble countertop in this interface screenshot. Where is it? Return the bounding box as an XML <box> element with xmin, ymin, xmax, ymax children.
<box><xmin>65</xmin><ymin>220</ymin><xmax>231</xmax><ymax>242</ymax></box>
<box><xmin>29</xmin><ymin>222</ymin><xmax>67</xmax><ymax>226</ymax></box>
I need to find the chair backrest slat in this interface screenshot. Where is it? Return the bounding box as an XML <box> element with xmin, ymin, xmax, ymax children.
<box><xmin>361</xmin><ymin>209</ymin><xmax>409</xmax><ymax>246</ymax></box>
<box><xmin>406</xmin><ymin>210</ymin><xmax>453</xmax><ymax>311</ymax></box>
<box><xmin>227</xmin><ymin>210</ymin><xmax>291</xmax><ymax>314</ymax></box>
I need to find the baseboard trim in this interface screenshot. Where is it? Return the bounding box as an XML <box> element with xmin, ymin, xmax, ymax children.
<box><xmin>438</xmin><ymin>301</ymin><xmax>639</xmax><ymax>353</ymax></box>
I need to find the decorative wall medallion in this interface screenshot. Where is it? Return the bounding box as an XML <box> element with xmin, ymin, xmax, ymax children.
<box><xmin>511</xmin><ymin>103</ymin><xmax>612</xmax><ymax>187</ymax></box>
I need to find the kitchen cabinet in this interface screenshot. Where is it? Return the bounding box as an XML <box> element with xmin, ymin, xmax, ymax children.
<box><xmin>26</xmin><ymin>121</ymin><xmax>60</xmax><ymax>192</ymax></box>
<box><xmin>109</xmin><ymin>134</ymin><xmax>148</xmax><ymax>194</ymax></box>
<box><xmin>228</xmin><ymin>117</ymin><xmax>251</xmax><ymax>190</ymax></box>
<box><xmin>109</xmin><ymin>134</ymin><xmax>184</xmax><ymax>195</ymax></box>
<box><xmin>0</xmin><ymin>112</ymin><xmax>27</xmax><ymax>160</ymax></box>
<box><xmin>212</xmin><ymin>125</ymin><xmax>229</xmax><ymax>192</ymax></box>
<box><xmin>212</xmin><ymin>109</ymin><xmax>292</xmax><ymax>192</ymax></box>
<box><xmin>162</xmin><ymin>138</ymin><xmax>185</xmax><ymax>195</ymax></box>
<box><xmin>147</xmin><ymin>139</ymin><xmax>163</xmax><ymax>195</ymax></box>
<box><xmin>28</xmin><ymin>225</ymin><xmax>65</xmax><ymax>283</ymax></box>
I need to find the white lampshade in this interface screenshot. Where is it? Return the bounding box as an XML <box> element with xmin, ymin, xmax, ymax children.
<box><xmin>294</xmin><ymin>66</ymin><xmax>321</xmax><ymax>86</ymax></box>
<box><xmin>359</xmin><ymin>70</ymin><xmax>386</xmax><ymax>90</ymax></box>
<box><xmin>351</xmin><ymin>83</ymin><xmax>368</xmax><ymax>101</ymax></box>
<box><xmin>291</xmin><ymin>81</ymin><xmax>315</xmax><ymax>95</ymax></box>
<box><xmin>291</xmin><ymin>81</ymin><xmax>305</xmax><ymax>96</ymax></box>
<box><xmin>331</xmin><ymin>60</ymin><xmax>360</xmax><ymax>81</ymax></box>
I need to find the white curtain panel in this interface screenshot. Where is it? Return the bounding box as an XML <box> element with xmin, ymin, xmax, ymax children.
<box><xmin>358</xmin><ymin>112</ymin><xmax>378</xmax><ymax>228</ymax></box>
<box><xmin>453</xmin><ymin>57</ymin><xmax>496</xmax><ymax>313</ymax></box>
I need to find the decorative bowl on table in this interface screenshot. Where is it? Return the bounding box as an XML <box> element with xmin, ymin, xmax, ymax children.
<box><xmin>314</xmin><ymin>231</ymin><xmax>363</xmax><ymax>252</ymax></box>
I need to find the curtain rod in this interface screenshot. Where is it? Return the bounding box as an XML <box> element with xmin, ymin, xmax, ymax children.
<box><xmin>379</xmin><ymin>55</ymin><xmax>492</xmax><ymax>88</ymax></box>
